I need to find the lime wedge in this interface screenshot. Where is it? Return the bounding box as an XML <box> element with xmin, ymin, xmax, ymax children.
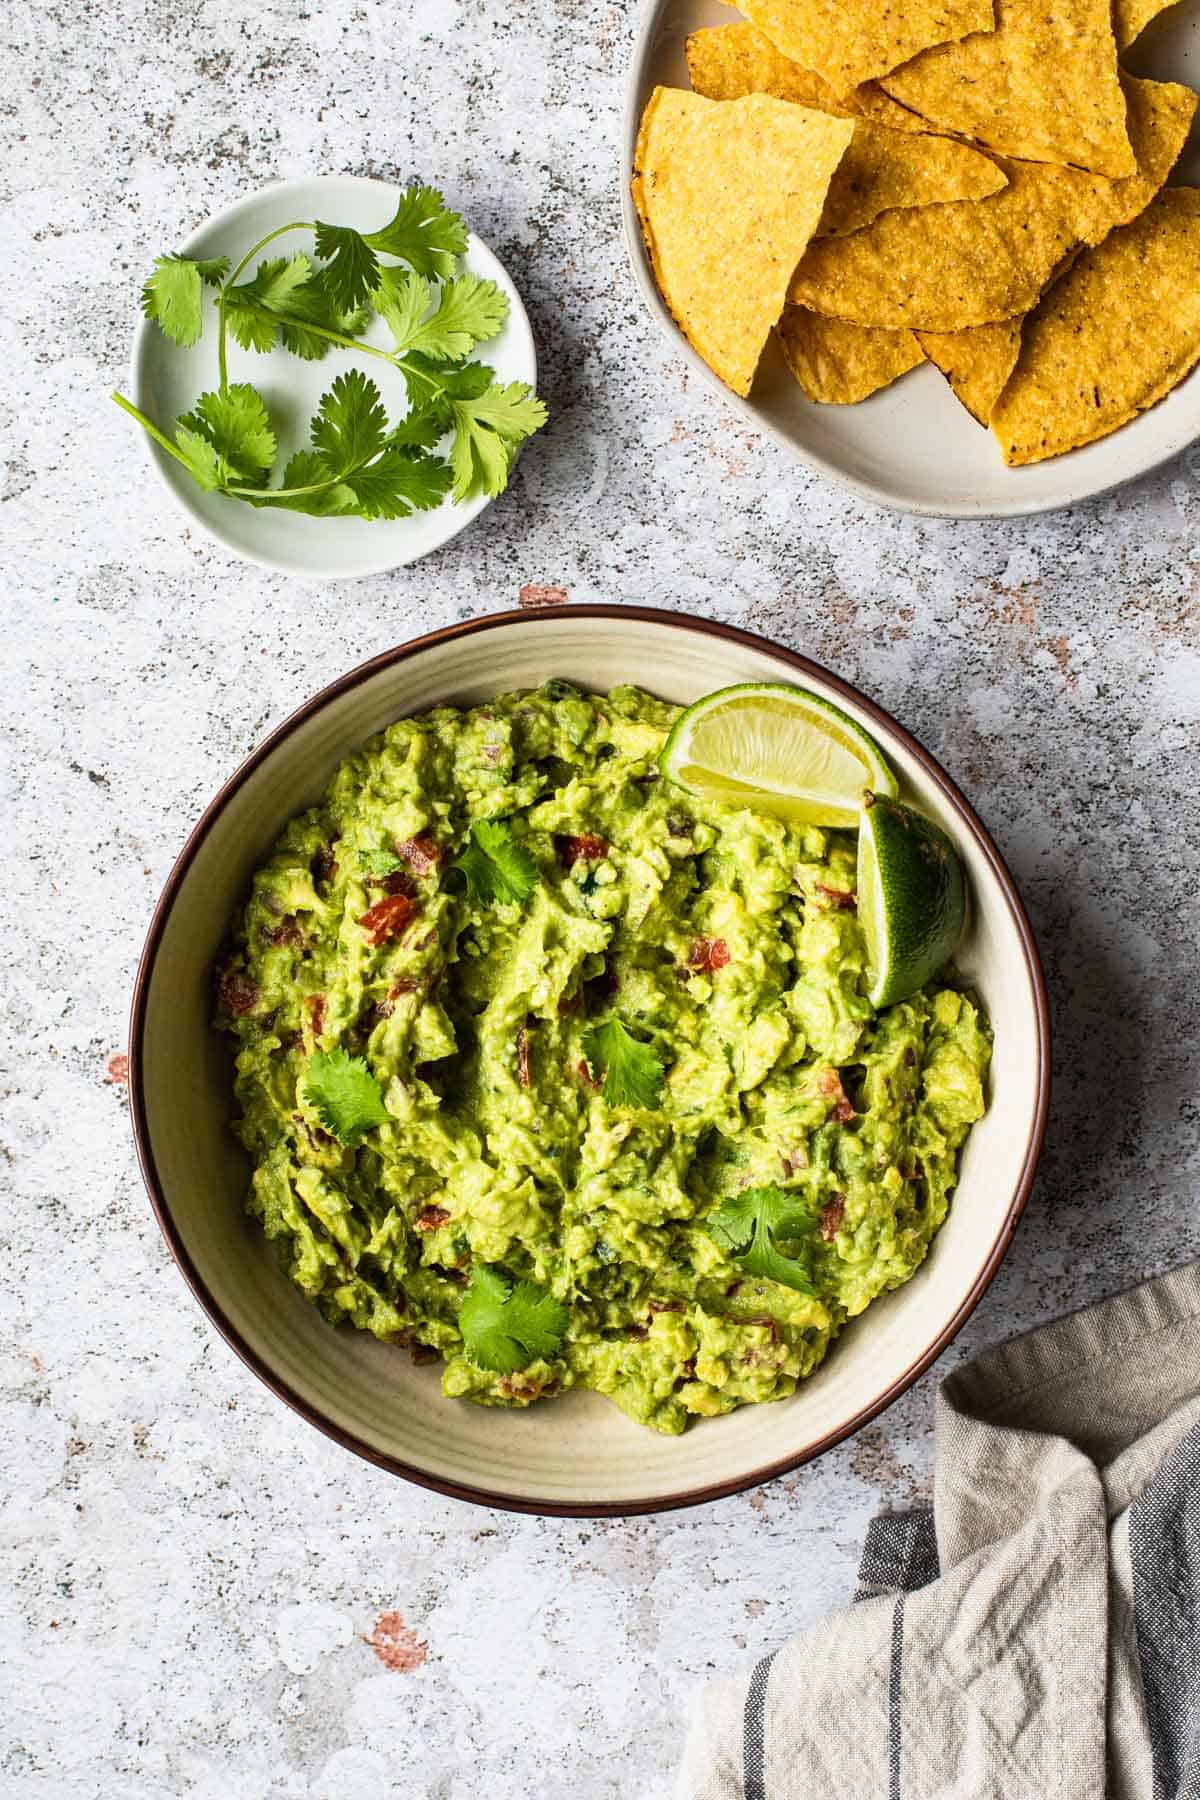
<box><xmin>858</xmin><ymin>794</ymin><xmax>966</xmax><ymax>1007</ymax></box>
<box><xmin>658</xmin><ymin>682</ymin><xmax>898</xmax><ymax>827</ymax></box>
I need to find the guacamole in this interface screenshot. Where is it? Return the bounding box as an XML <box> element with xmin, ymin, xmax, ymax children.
<box><xmin>216</xmin><ymin>682</ymin><xmax>991</xmax><ymax>1434</ymax></box>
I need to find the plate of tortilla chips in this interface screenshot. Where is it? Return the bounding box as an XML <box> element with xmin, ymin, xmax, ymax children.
<box><xmin>622</xmin><ymin>0</ymin><xmax>1200</xmax><ymax>515</ymax></box>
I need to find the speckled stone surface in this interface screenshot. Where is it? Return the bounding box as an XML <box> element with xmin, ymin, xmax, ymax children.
<box><xmin>3</xmin><ymin>1</ymin><xmax>1200</xmax><ymax>1794</ymax></box>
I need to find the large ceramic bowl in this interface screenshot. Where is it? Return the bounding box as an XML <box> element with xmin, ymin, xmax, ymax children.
<box><xmin>129</xmin><ymin>607</ymin><xmax>1049</xmax><ymax>1514</ymax></box>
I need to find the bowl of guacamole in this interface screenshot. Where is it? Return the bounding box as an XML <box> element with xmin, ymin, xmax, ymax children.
<box><xmin>130</xmin><ymin>607</ymin><xmax>1049</xmax><ymax>1512</ymax></box>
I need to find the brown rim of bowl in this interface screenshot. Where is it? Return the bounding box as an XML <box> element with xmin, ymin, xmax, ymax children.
<box><xmin>128</xmin><ymin>604</ymin><xmax>1051</xmax><ymax>1518</ymax></box>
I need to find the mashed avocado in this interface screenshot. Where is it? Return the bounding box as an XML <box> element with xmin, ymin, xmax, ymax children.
<box><xmin>217</xmin><ymin>682</ymin><xmax>991</xmax><ymax>1434</ymax></box>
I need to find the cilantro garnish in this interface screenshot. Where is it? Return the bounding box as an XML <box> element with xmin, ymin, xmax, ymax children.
<box><xmin>374</xmin><ymin>268</ymin><xmax>508</xmax><ymax>363</ymax></box>
<box><xmin>141</xmin><ymin>253</ymin><xmax>229</xmax><ymax>347</ymax></box>
<box><xmin>452</xmin><ymin>820</ymin><xmax>539</xmax><ymax>906</ymax></box>
<box><xmin>448</xmin><ymin>378</ymin><xmax>549</xmax><ymax>502</ymax></box>
<box><xmin>114</xmin><ymin>186</ymin><xmax>547</xmax><ymax>523</ymax></box>
<box><xmin>582</xmin><ymin>1018</ymin><xmax>664</xmax><ymax>1111</ymax></box>
<box><xmin>300</xmin><ymin>1047</ymin><xmax>390</xmax><ymax>1144</ymax></box>
<box><xmin>458</xmin><ymin>1265</ymin><xmax>568</xmax><ymax>1373</ymax></box>
<box><xmin>705</xmin><ymin>1186</ymin><xmax>815</xmax><ymax>1294</ymax></box>
<box><xmin>364</xmin><ymin>183</ymin><xmax>469</xmax><ymax>279</ymax></box>
<box><xmin>116</xmin><ymin>372</ymin><xmax>452</xmax><ymax>521</ymax></box>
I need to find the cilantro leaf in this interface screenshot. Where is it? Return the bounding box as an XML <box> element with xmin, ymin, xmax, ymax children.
<box><xmin>176</xmin><ymin>384</ymin><xmax>276</xmax><ymax>485</ymax></box>
<box><xmin>225</xmin><ymin>257</ymin><xmax>371</xmax><ymax>360</ymax></box>
<box><xmin>359</xmin><ymin>848</ymin><xmax>404</xmax><ymax>875</ymax></box>
<box><xmin>142</xmin><ymin>254</ymin><xmax>228</xmax><ymax>347</ymax></box>
<box><xmin>309</xmin><ymin>369</ymin><xmax>388</xmax><ymax>476</ymax></box>
<box><xmin>313</xmin><ymin>221</ymin><xmax>380</xmax><ymax>313</ymax></box>
<box><xmin>582</xmin><ymin>1018</ymin><xmax>664</xmax><ymax>1111</ymax></box>
<box><xmin>171</xmin><ymin>424</ymin><xmax>235</xmax><ymax>492</ymax></box>
<box><xmin>449</xmin><ymin>379</ymin><xmax>548</xmax><ymax>501</ymax></box>
<box><xmin>705</xmin><ymin>1186</ymin><xmax>816</xmax><ymax>1295</ymax></box>
<box><xmin>259</xmin><ymin>450</ymin><xmax>357</xmax><ymax>516</ymax></box>
<box><xmin>374</xmin><ymin>268</ymin><xmax>508</xmax><ymax>362</ymax></box>
<box><xmin>452</xmin><ymin>820</ymin><xmax>539</xmax><ymax>906</ymax></box>
<box><xmin>278</xmin><ymin>269</ymin><xmax>371</xmax><ymax>358</ymax></box>
<box><xmin>364</xmin><ymin>184</ymin><xmax>468</xmax><ymax>280</ymax></box>
<box><xmin>341</xmin><ymin>448</ymin><xmax>452</xmax><ymax>520</ymax></box>
<box><xmin>300</xmin><ymin>1047</ymin><xmax>390</xmax><ymax>1143</ymax></box>
<box><xmin>385</xmin><ymin>401</ymin><xmax>451</xmax><ymax>451</ymax></box>
<box><xmin>371</xmin><ymin>268</ymin><xmax>430</xmax><ymax>353</ymax></box>
<box><xmin>458</xmin><ymin>1265</ymin><xmax>568</xmax><ymax>1373</ymax></box>
<box><xmin>251</xmin><ymin>377</ymin><xmax>451</xmax><ymax>520</ymax></box>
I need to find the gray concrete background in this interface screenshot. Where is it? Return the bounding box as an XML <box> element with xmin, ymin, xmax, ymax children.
<box><xmin>3</xmin><ymin>0</ymin><xmax>1198</xmax><ymax>1794</ymax></box>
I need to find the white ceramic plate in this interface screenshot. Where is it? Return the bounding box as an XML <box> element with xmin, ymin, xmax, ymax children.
<box><xmin>129</xmin><ymin>175</ymin><xmax>538</xmax><ymax>577</ymax></box>
<box><xmin>621</xmin><ymin>0</ymin><xmax>1200</xmax><ymax>517</ymax></box>
<box><xmin>129</xmin><ymin>607</ymin><xmax>1049</xmax><ymax>1515</ymax></box>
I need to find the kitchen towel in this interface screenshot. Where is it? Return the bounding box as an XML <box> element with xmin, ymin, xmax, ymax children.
<box><xmin>675</xmin><ymin>1261</ymin><xmax>1200</xmax><ymax>1800</ymax></box>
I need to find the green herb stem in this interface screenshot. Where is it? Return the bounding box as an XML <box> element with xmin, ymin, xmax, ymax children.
<box><xmin>216</xmin><ymin>220</ymin><xmax>315</xmax><ymax>390</ymax></box>
<box><xmin>110</xmin><ymin>390</ymin><xmax>200</xmax><ymax>473</ymax></box>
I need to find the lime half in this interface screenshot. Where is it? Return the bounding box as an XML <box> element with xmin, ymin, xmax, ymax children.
<box><xmin>658</xmin><ymin>682</ymin><xmax>898</xmax><ymax>827</ymax></box>
<box><xmin>858</xmin><ymin>794</ymin><xmax>966</xmax><ymax>1007</ymax></box>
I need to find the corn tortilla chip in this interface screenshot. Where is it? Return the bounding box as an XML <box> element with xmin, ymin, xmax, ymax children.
<box><xmin>918</xmin><ymin>320</ymin><xmax>1022</xmax><ymax>422</ymax></box>
<box><xmin>1115</xmin><ymin>0</ymin><xmax>1180</xmax><ymax>50</ymax></box>
<box><xmin>880</xmin><ymin>0</ymin><xmax>1135</xmax><ymax>178</ymax></box>
<box><xmin>778</xmin><ymin>307</ymin><xmax>925</xmax><ymax>401</ymax></box>
<box><xmin>632</xmin><ymin>88</ymin><xmax>855</xmax><ymax>397</ymax></box>
<box><xmin>738</xmin><ymin>0</ymin><xmax>995</xmax><ymax>98</ymax></box>
<box><xmin>686</xmin><ymin>24</ymin><xmax>1007</xmax><ymax>236</ymax></box>
<box><xmin>991</xmin><ymin>187</ymin><xmax>1200</xmax><ymax>464</ymax></box>
<box><xmin>789</xmin><ymin>77</ymin><xmax>1197</xmax><ymax>330</ymax></box>
<box><xmin>686</xmin><ymin>20</ymin><xmax>857</xmax><ymax>115</ymax></box>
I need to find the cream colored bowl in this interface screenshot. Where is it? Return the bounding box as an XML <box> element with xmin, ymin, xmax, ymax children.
<box><xmin>130</xmin><ymin>607</ymin><xmax>1049</xmax><ymax>1514</ymax></box>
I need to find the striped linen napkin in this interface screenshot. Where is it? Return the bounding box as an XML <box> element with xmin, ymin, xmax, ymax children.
<box><xmin>676</xmin><ymin>1262</ymin><xmax>1200</xmax><ymax>1800</ymax></box>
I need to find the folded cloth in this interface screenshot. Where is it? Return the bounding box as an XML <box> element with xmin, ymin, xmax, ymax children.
<box><xmin>676</xmin><ymin>1262</ymin><xmax>1200</xmax><ymax>1800</ymax></box>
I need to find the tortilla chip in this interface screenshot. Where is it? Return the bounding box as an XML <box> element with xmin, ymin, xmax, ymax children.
<box><xmin>1115</xmin><ymin>0</ymin><xmax>1180</xmax><ymax>50</ymax></box>
<box><xmin>738</xmin><ymin>0</ymin><xmax>995</xmax><ymax>98</ymax></box>
<box><xmin>778</xmin><ymin>308</ymin><xmax>925</xmax><ymax>401</ymax></box>
<box><xmin>788</xmin><ymin>77</ymin><xmax>1197</xmax><ymax>331</ymax></box>
<box><xmin>686</xmin><ymin>24</ymin><xmax>1006</xmax><ymax>237</ymax></box>
<box><xmin>632</xmin><ymin>89</ymin><xmax>855</xmax><ymax>396</ymax></box>
<box><xmin>852</xmin><ymin>83</ymin><xmax>949</xmax><ymax>133</ymax></box>
<box><xmin>685</xmin><ymin>20</ymin><xmax>856</xmax><ymax>115</ymax></box>
<box><xmin>918</xmin><ymin>321</ymin><xmax>1022</xmax><ymax>422</ymax></box>
<box><xmin>880</xmin><ymin>0</ymin><xmax>1135</xmax><ymax>179</ymax></box>
<box><xmin>991</xmin><ymin>188</ymin><xmax>1200</xmax><ymax>464</ymax></box>
<box><xmin>821</xmin><ymin>124</ymin><xmax>1006</xmax><ymax>237</ymax></box>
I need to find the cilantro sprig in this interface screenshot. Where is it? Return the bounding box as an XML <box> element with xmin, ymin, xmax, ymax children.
<box><xmin>705</xmin><ymin>1186</ymin><xmax>816</xmax><ymax>1294</ymax></box>
<box><xmin>300</xmin><ymin>1047</ymin><xmax>390</xmax><ymax>1144</ymax></box>
<box><xmin>113</xmin><ymin>186</ymin><xmax>547</xmax><ymax>521</ymax></box>
<box><xmin>458</xmin><ymin>1265</ymin><xmax>568</xmax><ymax>1373</ymax></box>
<box><xmin>452</xmin><ymin>820</ymin><xmax>539</xmax><ymax>907</ymax></box>
<box><xmin>582</xmin><ymin>1018</ymin><xmax>664</xmax><ymax>1111</ymax></box>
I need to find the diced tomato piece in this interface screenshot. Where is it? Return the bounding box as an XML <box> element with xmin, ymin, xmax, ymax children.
<box><xmin>686</xmin><ymin>936</ymin><xmax>731</xmax><ymax>973</ymax></box>
<box><xmin>358</xmin><ymin>893</ymin><xmax>418</xmax><ymax>947</ymax></box>
<box><xmin>557</xmin><ymin>833</ymin><xmax>609</xmax><ymax>869</ymax></box>
<box><xmin>217</xmin><ymin>962</ymin><xmax>258</xmax><ymax>1016</ymax></box>
<box><xmin>261</xmin><ymin>916</ymin><xmax>304</xmax><ymax>947</ymax></box>
<box><xmin>817</xmin><ymin>1067</ymin><xmax>855</xmax><ymax>1123</ymax></box>
<box><xmin>415</xmin><ymin>1205</ymin><xmax>451</xmax><ymax>1232</ymax></box>
<box><xmin>820</xmin><ymin>1194</ymin><xmax>847</xmax><ymax>1241</ymax></box>
<box><xmin>396</xmin><ymin>833</ymin><xmax>442</xmax><ymax>876</ymax></box>
<box><xmin>814</xmin><ymin>882</ymin><xmax>857</xmax><ymax>912</ymax></box>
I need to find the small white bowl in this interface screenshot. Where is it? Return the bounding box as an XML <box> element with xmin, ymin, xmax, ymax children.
<box><xmin>129</xmin><ymin>607</ymin><xmax>1049</xmax><ymax>1515</ymax></box>
<box><xmin>129</xmin><ymin>175</ymin><xmax>538</xmax><ymax>578</ymax></box>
